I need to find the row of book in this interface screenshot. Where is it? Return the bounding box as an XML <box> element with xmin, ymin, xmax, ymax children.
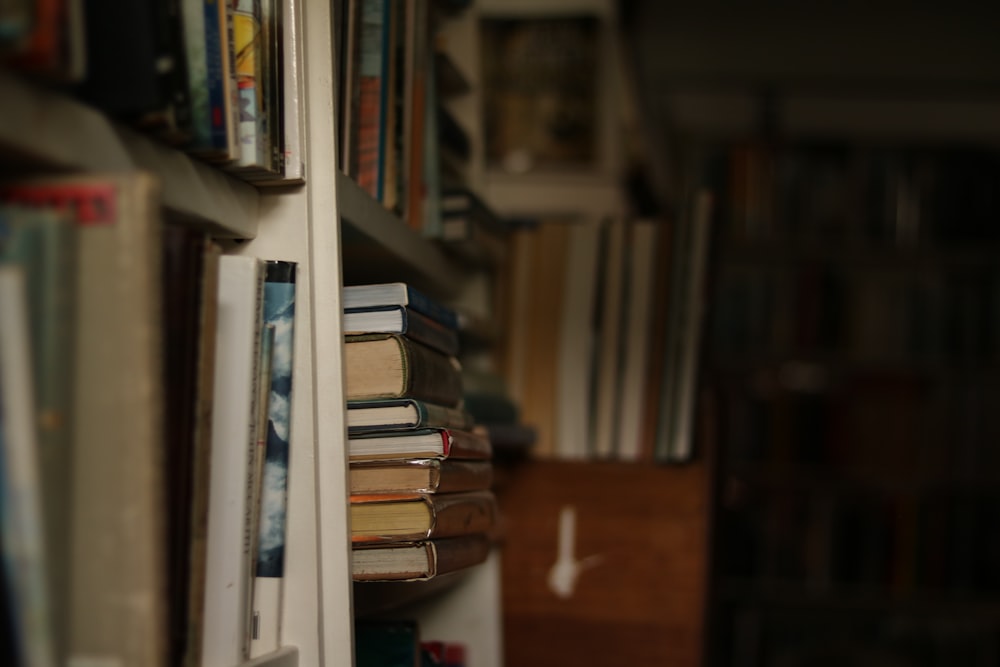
<box><xmin>716</xmin><ymin>374</ymin><xmax>1000</xmax><ymax>476</ymax></box>
<box><xmin>719</xmin><ymin>484</ymin><xmax>1000</xmax><ymax>594</ymax></box>
<box><xmin>337</xmin><ymin>0</ymin><xmax>510</xmax><ymax>266</ymax></box>
<box><xmin>0</xmin><ymin>172</ymin><xmax>298</xmax><ymax>666</ymax></box>
<box><xmin>719</xmin><ymin>601</ymin><xmax>1000</xmax><ymax>667</ymax></box>
<box><xmin>1</xmin><ymin>0</ymin><xmax>300</xmax><ymax>183</ymax></box>
<box><xmin>711</xmin><ymin>260</ymin><xmax>1000</xmax><ymax>368</ymax></box>
<box><xmin>718</xmin><ymin>142</ymin><xmax>1000</xmax><ymax>246</ymax></box>
<box><xmin>342</xmin><ymin>282</ymin><xmax>499</xmax><ymax>582</ymax></box>
<box><xmin>497</xmin><ymin>192</ymin><xmax>713</xmax><ymax>464</ymax></box>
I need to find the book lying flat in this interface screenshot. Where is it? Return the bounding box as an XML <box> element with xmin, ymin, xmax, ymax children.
<box><xmin>344</xmin><ymin>305</ymin><xmax>460</xmax><ymax>357</ymax></box>
<box><xmin>349</xmin><ymin>427</ymin><xmax>492</xmax><ymax>462</ymax></box>
<box><xmin>347</xmin><ymin>398</ymin><xmax>474</xmax><ymax>434</ymax></box>
<box><xmin>344</xmin><ymin>333</ymin><xmax>463</xmax><ymax>407</ymax></box>
<box><xmin>349</xmin><ymin>458</ymin><xmax>492</xmax><ymax>495</ymax></box>
<box><xmin>343</xmin><ymin>282</ymin><xmax>458</xmax><ymax>329</ymax></box>
<box><xmin>352</xmin><ymin>534</ymin><xmax>491</xmax><ymax>581</ymax></box>
<box><xmin>350</xmin><ymin>490</ymin><xmax>497</xmax><ymax>543</ymax></box>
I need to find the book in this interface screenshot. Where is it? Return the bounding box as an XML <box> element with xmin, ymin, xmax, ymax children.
<box><xmin>353</xmin><ymin>0</ymin><xmax>391</xmax><ymax>199</ymax></box>
<box><xmin>0</xmin><ymin>204</ymin><xmax>76</xmax><ymax>660</ymax></box>
<box><xmin>655</xmin><ymin>190</ymin><xmax>714</xmax><ymax>463</ymax></box>
<box><xmin>0</xmin><ymin>265</ymin><xmax>57</xmax><ymax>667</ymax></box>
<box><xmin>0</xmin><ymin>173</ymin><xmax>167</xmax><ymax>667</ymax></box>
<box><xmin>343</xmin><ymin>281</ymin><xmax>458</xmax><ymax>329</ymax></box>
<box><xmin>347</xmin><ymin>398</ymin><xmax>474</xmax><ymax>434</ymax></box>
<box><xmin>344</xmin><ymin>304</ymin><xmax>460</xmax><ymax>357</ymax></box>
<box><xmin>353</xmin><ymin>534</ymin><xmax>491</xmax><ymax>581</ymax></box>
<box><xmin>355</xmin><ymin>619</ymin><xmax>419</xmax><ymax>667</ymax></box>
<box><xmin>344</xmin><ymin>333</ymin><xmax>463</xmax><ymax>407</ymax></box>
<box><xmin>180</xmin><ymin>0</ymin><xmax>229</xmax><ymax>157</ymax></box>
<box><xmin>202</xmin><ymin>255</ymin><xmax>265</xmax><ymax>666</ymax></box>
<box><xmin>615</xmin><ymin>219</ymin><xmax>659</xmax><ymax>462</ymax></box>
<box><xmin>350</xmin><ymin>490</ymin><xmax>496</xmax><ymax>542</ymax></box>
<box><xmin>554</xmin><ymin>218</ymin><xmax>600</xmax><ymax>460</ymax></box>
<box><xmin>2</xmin><ymin>0</ymin><xmax>85</xmax><ymax>81</ymax></box>
<box><xmin>250</xmin><ymin>259</ymin><xmax>297</xmax><ymax>658</ymax></box>
<box><xmin>591</xmin><ymin>217</ymin><xmax>627</xmax><ymax>459</ymax></box>
<box><xmin>349</xmin><ymin>427</ymin><xmax>491</xmax><ymax>462</ymax></box>
<box><xmin>79</xmin><ymin>0</ymin><xmax>192</xmax><ymax>144</ymax></box>
<box><xmin>159</xmin><ymin>224</ymin><xmax>213</xmax><ymax>667</ymax></box>
<box><xmin>349</xmin><ymin>458</ymin><xmax>492</xmax><ymax>495</ymax></box>
<box><xmin>421</xmin><ymin>641</ymin><xmax>468</xmax><ymax>667</ymax></box>
<box><xmin>232</xmin><ymin>0</ymin><xmax>269</xmax><ymax>171</ymax></box>
<box><xmin>182</xmin><ymin>235</ymin><xmax>221</xmax><ymax>667</ymax></box>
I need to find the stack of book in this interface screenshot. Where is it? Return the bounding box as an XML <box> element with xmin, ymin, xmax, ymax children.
<box><xmin>343</xmin><ymin>282</ymin><xmax>497</xmax><ymax>582</ymax></box>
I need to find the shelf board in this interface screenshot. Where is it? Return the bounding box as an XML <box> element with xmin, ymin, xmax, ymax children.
<box><xmin>336</xmin><ymin>170</ymin><xmax>468</xmax><ymax>298</ymax></box>
<box><xmin>0</xmin><ymin>71</ymin><xmax>260</xmax><ymax>239</ymax></box>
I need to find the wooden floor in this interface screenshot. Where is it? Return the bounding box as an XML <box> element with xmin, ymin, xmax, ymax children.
<box><xmin>494</xmin><ymin>459</ymin><xmax>712</xmax><ymax>667</ymax></box>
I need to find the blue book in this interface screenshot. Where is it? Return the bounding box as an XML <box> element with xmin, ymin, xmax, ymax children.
<box><xmin>250</xmin><ymin>260</ymin><xmax>296</xmax><ymax>657</ymax></box>
<box><xmin>344</xmin><ymin>305</ymin><xmax>459</xmax><ymax>357</ymax></box>
<box><xmin>343</xmin><ymin>282</ymin><xmax>458</xmax><ymax>330</ymax></box>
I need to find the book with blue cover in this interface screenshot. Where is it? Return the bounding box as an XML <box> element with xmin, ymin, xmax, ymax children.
<box><xmin>344</xmin><ymin>304</ymin><xmax>459</xmax><ymax>357</ymax></box>
<box><xmin>343</xmin><ymin>282</ymin><xmax>458</xmax><ymax>330</ymax></box>
<box><xmin>346</xmin><ymin>398</ymin><xmax>473</xmax><ymax>434</ymax></box>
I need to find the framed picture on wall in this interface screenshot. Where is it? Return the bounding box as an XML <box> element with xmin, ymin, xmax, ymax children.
<box><xmin>480</xmin><ymin>15</ymin><xmax>601</xmax><ymax>174</ymax></box>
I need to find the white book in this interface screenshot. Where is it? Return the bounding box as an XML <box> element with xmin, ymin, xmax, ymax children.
<box><xmin>555</xmin><ymin>220</ymin><xmax>600</xmax><ymax>460</ymax></box>
<box><xmin>202</xmin><ymin>255</ymin><xmax>265</xmax><ymax>666</ymax></box>
<box><xmin>0</xmin><ymin>265</ymin><xmax>56</xmax><ymax>667</ymax></box>
<box><xmin>591</xmin><ymin>218</ymin><xmax>627</xmax><ymax>459</ymax></box>
<box><xmin>615</xmin><ymin>219</ymin><xmax>659</xmax><ymax>462</ymax></box>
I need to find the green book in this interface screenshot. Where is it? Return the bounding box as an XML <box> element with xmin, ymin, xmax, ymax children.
<box><xmin>355</xmin><ymin>619</ymin><xmax>420</xmax><ymax>667</ymax></box>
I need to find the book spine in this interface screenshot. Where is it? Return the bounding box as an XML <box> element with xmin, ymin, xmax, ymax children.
<box><xmin>402</xmin><ymin>307</ymin><xmax>460</xmax><ymax>357</ymax></box>
<box><xmin>400</xmin><ymin>337</ymin><xmax>463</xmax><ymax>408</ymax></box>
<box><xmin>404</xmin><ymin>285</ymin><xmax>458</xmax><ymax>329</ymax></box>
<box><xmin>356</xmin><ymin>0</ymin><xmax>387</xmax><ymax>198</ymax></box>
<box><xmin>249</xmin><ymin>260</ymin><xmax>297</xmax><ymax>658</ymax></box>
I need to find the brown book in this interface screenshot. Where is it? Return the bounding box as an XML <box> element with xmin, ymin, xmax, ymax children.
<box><xmin>350</xmin><ymin>490</ymin><xmax>497</xmax><ymax>543</ymax></box>
<box><xmin>352</xmin><ymin>535</ymin><xmax>491</xmax><ymax>582</ymax></box>
<box><xmin>344</xmin><ymin>333</ymin><xmax>463</xmax><ymax>407</ymax></box>
<box><xmin>349</xmin><ymin>458</ymin><xmax>493</xmax><ymax>495</ymax></box>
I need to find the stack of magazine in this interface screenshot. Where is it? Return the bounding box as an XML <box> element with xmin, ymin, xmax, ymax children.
<box><xmin>343</xmin><ymin>282</ymin><xmax>497</xmax><ymax>582</ymax></box>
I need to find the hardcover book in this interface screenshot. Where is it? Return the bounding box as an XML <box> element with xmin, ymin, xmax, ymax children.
<box><xmin>344</xmin><ymin>304</ymin><xmax>460</xmax><ymax>357</ymax></box>
<box><xmin>350</xmin><ymin>490</ymin><xmax>497</xmax><ymax>543</ymax></box>
<box><xmin>355</xmin><ymin>619</ymin><xmax>419</xmax><ymax>667</ymax></box>
<box><xmin>349</xmin><ymin>427</ymin><xmax>491</xmax><ymax>462</ymax></box>
<box><xmin>352</xmin><ymin>534</ymin><xmax>491</xmax><ymax>581</ymax></box>
<box><xmin>349</xmin><ymin>458</ymin><xmax>492</xmax><ymax>495</ymax></box>
<box><xmin>344</xmin><ymin>333</ymin><xmax>463</xmax><ymax>407</ymax></box>
<box><xmin>346</xmin><ymin>398</ymin><xmax>474</xmax><ymax>434</ymax></box>
<box><xmin>343</xmin><ymin>282</ymin><xmax>458</xmax><ymax>329</ymax></box>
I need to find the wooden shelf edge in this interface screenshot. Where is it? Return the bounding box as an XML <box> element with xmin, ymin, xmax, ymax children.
<box><xmin>336</xmin><ymin>170</ymin><xmax>468</xmax><ymax>298</ymax></box>
<box><xmin>0</xmin><ymin>71</ymin><xmax>260</xmax><ymax>239</ymax></box>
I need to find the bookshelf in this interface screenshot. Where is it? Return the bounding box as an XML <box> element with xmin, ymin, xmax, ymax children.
<box><xmin>0</xmin><ymin>0</ymin><xmax>505</xmax><ymax>665</ymax></box>
<box><xmin>698</xmin><ymin>141</ymin><xmax>1000</xmax><ymax>667</ymax></box>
